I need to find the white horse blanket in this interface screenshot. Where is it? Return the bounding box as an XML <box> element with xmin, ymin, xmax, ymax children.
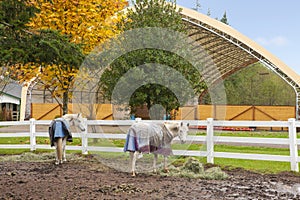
<box><xmin>123</xmin><ymin>122</ymin><xmax>173</xmax><ymax>156</ymax></box>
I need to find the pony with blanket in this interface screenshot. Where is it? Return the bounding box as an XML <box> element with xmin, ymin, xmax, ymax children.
<box><xmin>49</xmin><ymin>114</ymin><xmax>85</xmax><ymax>165</ymax></box>
<box><xmin>124</xmin><ymin>121</ymin><xmax>189</xmax><ymax>176</ymax></box>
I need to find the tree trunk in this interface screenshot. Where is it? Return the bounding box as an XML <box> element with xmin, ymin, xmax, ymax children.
<box><xmin>146</xmin><ymin>95</ymin><xmax>151</xmax><ymax>110</ymax></box>
<box><xmin>62</xmin><ymin>91</ymin><xmax>68</xmax><ymax>115</ymax></box>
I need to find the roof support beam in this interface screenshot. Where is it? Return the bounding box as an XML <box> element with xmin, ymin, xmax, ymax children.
<box><xmin>181</xmin><ymin>15</ymin><xmax>300</xmax><ymax>119</ymax></box>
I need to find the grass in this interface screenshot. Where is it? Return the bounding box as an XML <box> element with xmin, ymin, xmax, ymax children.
<box><xmin>0</xmin><ymin>149</ymin><xmax>54</xmax><ymax>155</ymax></box>
<box><xmin>0</xmin><ymin>131</ymin><xmax>300</xmax><ymax>174</ymax></box>
<box><xmin>196</xmin><ymin>131</ymin><xmax>300</xmax><ymax>138</ymax></box>
<box><xmin>0</xmin><ymin>137</ymin><xmax>30</xmax><ymax>144</ymax></box>
<box><xmin>215</xmin><ymin>144</ymin><xmax>292</xmax><ymax>155</ymax></box>
<box><xmin>0</xmin><ymin>137</ymin><xmax>82</xmax><ymax>145</ymax></box>
<box><xmin>214</xmin><ymin>158</ymin><xmax>293</xmax><ymax>174</ymax></box>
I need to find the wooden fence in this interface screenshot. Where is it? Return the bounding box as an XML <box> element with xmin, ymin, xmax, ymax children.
<box><xmin>31</xmin><ymin>103</ymin><xmax>296</xmax><ymax>121</ymax></box>
<box><xmin>0</xmin><ymin>119</ymin><xmax>299</xmax><ymax>172</ymax></box>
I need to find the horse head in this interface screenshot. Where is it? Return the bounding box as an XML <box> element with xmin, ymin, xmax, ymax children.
<box><xmin>164</xmin><ymin>121</ymin><xmax>189</xmax><ymax>144</ymax></box>
<box><xmin>63</xmin><ymin>113</ymin><xmax>86</xmax><ymax>131</ymax></box>
<box><xmin>177</xmin><ymin>122</ymin><xmax>189</xmax><ymax>144</ymax></box>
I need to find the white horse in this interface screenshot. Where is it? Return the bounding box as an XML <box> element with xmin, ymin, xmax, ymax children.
<box><xmin>124</xmin><ymin>121</ymin><xmax>189</xmax><ymax>176</ymax></box>
<box><xmin>49</xmin><ymin>113</ymin><xmax>86</xmax><ymax>165</ymax></box>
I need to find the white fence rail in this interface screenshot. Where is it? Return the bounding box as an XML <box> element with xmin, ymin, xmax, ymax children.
<box><xmin>0</xmin><ymin>118</ymin><xmax>299</xmax><ymax>172</ymax></box>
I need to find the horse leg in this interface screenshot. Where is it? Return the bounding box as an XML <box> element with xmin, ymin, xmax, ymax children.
<box><xmin>153</xmin><ymin>153</ymin><xmax>158</xmax><ymax>173</ymax></box>
<box><xmin>54</xmin><ymin>142</ymin><xmax>59</xmax><ymax>165</ymax></box>
<box><xmin>163</xmin><ymin>156</ymin><xmax>169</xmax><ymax>173</ymax></box>
<box><xmin>62</xmin><ymin>137</ymin><xmax>67</xmax><ymax>162</ymax></box>
<box><xmin>130</xmin><ymin>151</ymin><xmax>137</xmax><ymax>176</ymax></box>
<box><xmin>56</xmin><ymin>137</ymin><xmax>63</xmax><ymax>164</ymax></box>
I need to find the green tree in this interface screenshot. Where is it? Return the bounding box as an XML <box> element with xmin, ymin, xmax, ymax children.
<box><xmin>0</xmin><ymin>0</ymin><xmax>36</xmax><ymax>65</ymax></box>
<box><xmin>223</xmin><ymin>63</ymin><xmax>295</xmax><ymax>106</ymax></box>
<box><xmin>220</xmin><ymin>11</ymin><xmax>229</xmax><ymax>25</ymax></box>
<box><xmin>193</xmin><ymin>0</ymin><xmax>201</xmax><ymax>12</ymax></box>
<box><xmin>200</xmin><ymin>63</ymin><xmax>295</xmax><ymax>106</ymax></box>
<box><xmin>99</xmin><ymin>0</ymin><xmax>203</xmax><ymax>117</ymax></box>
<box><xmin>207</xmin><ymin>8</ymin><xmax>211</xmax><ymax>16</ymax></box>
<box><xmin>0</xmin><ymin>0</ymin><xmax>85</xmax><ymax>115</ymax></box>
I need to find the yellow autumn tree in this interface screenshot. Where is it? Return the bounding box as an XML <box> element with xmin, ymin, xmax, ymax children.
<box><xmin>5</xmin><ymin>28</ymin><xmax>86</xmax><ymax>115</ymax></box>
<box><xmin>23</xmin><ymin>0</ymin><xmax>128</xmax><ymax>115</ymax></box>
<box><xmin>28</xmin><ymin>0</ymin><xmax>128</xmax><ymax>54</ymax></box>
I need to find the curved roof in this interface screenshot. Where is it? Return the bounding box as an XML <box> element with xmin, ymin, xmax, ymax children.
<box><xmin>178</xmin><ymin>5</ymin><xmax>300</xmax><ymax>85</ymax></box>
<box><xmin>123</xmin><ymin>4</ymin><xmax>300</xmax><ymax>118</ymax></box>
<box><xmin>176</xmin><ymin>5</ymin><xmax>300</xmax><ymax>118</ymax></box>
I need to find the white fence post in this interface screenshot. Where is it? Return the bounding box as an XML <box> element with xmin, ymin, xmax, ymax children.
<box><xmin>30</xmin><ymin>118</ymin><xmax>36</xmax><ymax>151</ymax></box>
<box><xmin>135</xmin><ymin>118</ymin><xmax>142</xmax><ymax>123</ymax></box>
<box><xmin>288</xmin><ymin>118</ymin><xmax>299</xmax><ymax>172</ymax></box>
<box><xmin>82</xmin><ymin>118</ymin><xmax>88</xmax><ymax>155</ymax></box>
<box><xmin>206</xmin><ymin>118</ymin><xmax>214</xmax><ymax>164</ymax></box>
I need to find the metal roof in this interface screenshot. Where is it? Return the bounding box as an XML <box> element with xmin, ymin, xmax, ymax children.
<box><xmin>0</xmin><ymin>82</ymin><xmax>21</xmax><ymax>105</ymax></box>
<box><xmin>177</xmin><ymin>5</ymin><xmax>300</xmax><ymax>118</ymax></box>
<box><xmin>0</xmin><ymin>82</ymin><xmax>22</xmax><ymax>99</ymax></box>
<box><xmin>122</xmin><ymin>4</ymin><xmax>300</xmax><ymax>118</ymax></box>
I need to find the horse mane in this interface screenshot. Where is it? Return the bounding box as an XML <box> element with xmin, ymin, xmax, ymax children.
<box><xmin>62</xmin><ymin>113</ymin><xmax>81</xmax><ymax>121</ymax></box>
<box><xmin>163</xmin><ymin>122</ymin><xmax>179</xmax><ymax>137</ymax></box>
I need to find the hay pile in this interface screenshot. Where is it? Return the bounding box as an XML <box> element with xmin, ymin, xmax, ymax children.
<box><xmin>159</xmin><ymin>157</ymin><xmax>228</xmax><ymax>180</ymax></box>
<box><xmin>0</xmin><ymin>152</ymin><xmax>53</xmax><ymax>162</ymax></box>
<box><xmin>0</xmin><ymin>152</ymin><xmax>85</xmax><ymax>162</ymax></box>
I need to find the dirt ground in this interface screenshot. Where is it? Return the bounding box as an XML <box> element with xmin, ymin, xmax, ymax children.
<box><xmin>0</xmin><ymin>154</ymin><xmax>300</xmax><ymax>200</ymax></box>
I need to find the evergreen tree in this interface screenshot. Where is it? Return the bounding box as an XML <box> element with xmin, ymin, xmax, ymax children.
<box><xmin>193</xmin><ymin>0</ymin><xmax>201</xmax><ymax>12</ymax></box>
<box><xmin>0</xmin><ymin>0</ymin><xmax>36</xmax><ymax>65</ymax></box>
<box><xmin>220</xmin><ymin>11</ymin><xmax>229</xmax><ymax>25</ymax></box>
<box><xmin>207</xmin><ymin>8</ymin><xmax>211</xmax><ymax>16</ymax></box>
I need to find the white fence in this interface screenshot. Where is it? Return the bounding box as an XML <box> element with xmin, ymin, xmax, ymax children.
<box><xmin>0</xmin><ymin>118</ymin><xmax>299</xmax><ymax>172</ymax></box>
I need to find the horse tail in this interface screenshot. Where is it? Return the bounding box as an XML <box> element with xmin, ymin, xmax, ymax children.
<box><xmin>56</xmin><ymin>138</ymin><xmax>63</xmax><ymax>163</ymax></box>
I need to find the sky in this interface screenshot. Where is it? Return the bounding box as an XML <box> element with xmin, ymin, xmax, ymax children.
<box><xmin>176</xmin><ymin>0</ymin><xmax>300</xmax><ymax>75</ymax></box>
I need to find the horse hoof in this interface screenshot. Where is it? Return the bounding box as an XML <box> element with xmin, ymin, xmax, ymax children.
<box><xmin>131</xmin><ymin>172</ymin><xmax>136</xmax><ymax>177</ymax></box>
<box><xmin>55</xmin><ymin>160</ymin><xmax>63</xmax><ymax>165</ymax></box>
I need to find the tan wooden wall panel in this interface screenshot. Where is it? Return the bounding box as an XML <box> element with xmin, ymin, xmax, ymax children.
<box><xmin>32</xmin><ymin>103</ymin><xmax>113</xmax><ymax>120</ymax></box>
<box><xmin>71</xmin><ymin>103</ymin><xmax>113</xmax><ymax>120</ymax></box>
<box><xmin>224</xmin><ymin>106</ymin><xmax>252</xmax><ymax>120</ymax></box>
<box><xmin>214</xmin><ymin>105</ymin><xmax>228</xmax><ymax>120</ymax></box>
<box><xmin>176</xmin><ymin>106</ymin><xmax>197</xmax><ymax>120</ymax></box>
<box><xmin>197</xmin><ymin>105</ymin><xmax>214</xmax><ymax>120</ymax></box>
<box><xmin>32</xmin><ymin>103</ymin><xmax>295</xmax><ymax>121</ymax></box>
<box><xmin>31</xmin><ymin>103</ymin><xmax>62</xmax><ymax>120</ymax></box>
<box><xmin>95</xmin><ymin>104</ymin><xmax>113</xmax><ymax>120</ymax></box>
<box><xmin>255</xmin><ymin>106</ymin><xmax>295</xmax><ymax>121</ymax></box>
<box><xmin>196</xmin><ymin>105</ymin><xmax>295</xmax><ymax>121</ymax></box>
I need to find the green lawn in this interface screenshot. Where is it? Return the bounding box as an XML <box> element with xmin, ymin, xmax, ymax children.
<box><xmin>196</xmin><ymin>131</ymin><xmax>300</xmax><ymax>138</ymax></box>
<box><xmin>0</xmin><ymin>137</ymin><xmax>81</xmax><ymax>145</ymax></box>
<box><xmin>0</xmin><ymin>131</ymin><xmax>299</xmax><ymax>174</ymax></box>
<box><xmin>214</xmin><ymin>158</ymin><xmax>293</xmax><ymax>173</ymax></box>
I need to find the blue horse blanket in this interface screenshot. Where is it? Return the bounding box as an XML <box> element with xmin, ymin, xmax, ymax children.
<box><xmin>49</xmin><ymin>118</ymin><xmax>72</xmax><ymax>147</ymax></box>
<box><xmin>124</xmin><ymin>122</ymin><xmax>173</xmax><ymax>156</ymax></box>
<box><xmin>54</xmin><ymin>121</ymin><xmax>65</xmax><ymax>138</ymax></box>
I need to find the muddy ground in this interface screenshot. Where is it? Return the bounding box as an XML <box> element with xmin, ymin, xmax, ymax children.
<box><xmin>0</xmin><ymin>153</ymin><xmax>300</xmax><ymax>200</ymax></box>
